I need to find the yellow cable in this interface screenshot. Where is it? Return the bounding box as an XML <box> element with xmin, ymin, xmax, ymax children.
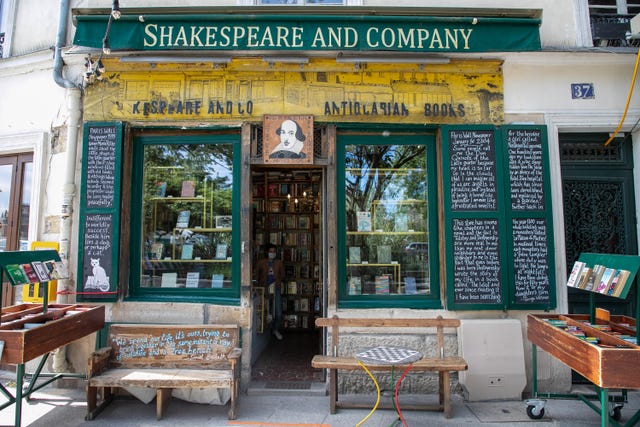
<box><xmin>605</xmin><ymin>48</ymin><xmax>640</xmax><ymax>146</ymax></box>
<box><xmin>355</xmin><ymin>360</ymin><xmax>381</xmax><ymax>427</ymax></box>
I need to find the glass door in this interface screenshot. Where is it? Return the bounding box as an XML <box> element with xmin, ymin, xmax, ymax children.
<box><xmin>0</xmin><ymin>153</ymin><xmax>33</xmax><ymax>305</ymax></box>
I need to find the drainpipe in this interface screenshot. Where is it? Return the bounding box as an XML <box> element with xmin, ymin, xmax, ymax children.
<box><xmin>52</xmin><ymin>0</ymin><xmax>82</xmax><ymax>373</ymax></box>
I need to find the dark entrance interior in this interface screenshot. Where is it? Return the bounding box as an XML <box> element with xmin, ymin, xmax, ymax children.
<box><xmin>250</xmin><ymin>168</ymin><xmax>324</xmax><ymax>389</ymax></box>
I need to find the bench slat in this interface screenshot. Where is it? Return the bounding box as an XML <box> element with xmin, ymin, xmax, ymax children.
<box><xmin>311</xmin><ymin>355</ymin><xmax>467</xmax><ymax>371</ymax></box>
<box><xmin>88</xmin><ymin>368</ymin><xmax>233</xmax><ymax>388</ymax></box>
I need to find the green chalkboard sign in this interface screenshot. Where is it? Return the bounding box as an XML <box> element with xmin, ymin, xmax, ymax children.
<box><xmin>77</xmin><ymin>122</ymin><xmax>124</xmax><ymax>302</ymax></box>
<box><xmin>443</xmin><ymin>125</ymin><xmax>555</xmax><ymax>310</ymax></box>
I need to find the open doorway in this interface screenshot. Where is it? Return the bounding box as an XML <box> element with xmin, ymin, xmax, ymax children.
<box><xmin>250</xmin><ymin>168</ymin><xmax>324</xmax><ymax>388</ymax></box>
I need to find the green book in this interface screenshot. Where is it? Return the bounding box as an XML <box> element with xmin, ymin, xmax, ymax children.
<box><xmin>5</xmin><ymin>264</ymin><xmax>29</xmax><ymax>285</ymax></box>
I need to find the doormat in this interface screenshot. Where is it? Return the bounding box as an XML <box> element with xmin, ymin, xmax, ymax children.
<box><xmin>466</xmin><ymin>401</ymin><xmax>550</xmax><ymax>423</ymax></box>
<box><xmin>265</xmin><ymin>381</ymin><xmax>311</xmax><ymax>390</ymax></box>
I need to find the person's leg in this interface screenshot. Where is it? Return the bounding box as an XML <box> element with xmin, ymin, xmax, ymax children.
<box><xmin>273</xmin><ymin>287</ymin><xmax>283</xmax><ymax>339</ymax></box>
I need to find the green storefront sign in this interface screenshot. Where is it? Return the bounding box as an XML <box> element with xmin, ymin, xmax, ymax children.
<box><xmin>73</xmin><ymin>14</ymin><xmax>541</xmax><ymax>53</ymax></box>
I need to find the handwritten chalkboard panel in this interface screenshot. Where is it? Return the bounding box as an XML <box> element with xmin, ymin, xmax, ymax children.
<box><xmin>448</xmin><ymin>129</ymin><xmax>498</xmax><ymax>211</ymax></box>
<box><xmin>512</xmin><ymin>218</ymin><xmax>550</xmax><ymax>304</ymax></box>
<box><xmin>82</xmin><ymin>214</ymin><xmax>113</xmax><ymax>294</ymax></box>
<box><xmin>452</xmin><ymin>218</ymin><xmax>502</xmax><ymax>304</ymax></box>
<box><xmin>507</xmin><ymin>128</ymin><xmax>545</xmax><ymax>210</ymax></box>
<box><xmin>78</xmin><ymin>122</ymin><xmax>122</xmax><ymax>302</ymax></box>
<box><xmin>86</xmin><ymin>125</ymin><xmax>117</xmax><ymax>209</ymax></box>
<box><xmin>108</xmin><ymin>324</ymin><xmax>239</xmax><ymax>368</ymax></box>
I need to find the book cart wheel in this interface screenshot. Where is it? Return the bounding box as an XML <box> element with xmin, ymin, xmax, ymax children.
<box><xmin>609</xmin><ymin>402</ymin><xmax>623</xmax><ymax>421</ymax></box>
<box><xmin>525</xmin><ymin>399</ymin><xmax>545</xmax><ymax>420</ymax></box>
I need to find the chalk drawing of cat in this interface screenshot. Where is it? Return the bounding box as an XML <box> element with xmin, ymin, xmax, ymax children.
<box><xmin>90</xmin><ymin>258</ymin><xmax>110</xmax><ymax>291</ymax></box>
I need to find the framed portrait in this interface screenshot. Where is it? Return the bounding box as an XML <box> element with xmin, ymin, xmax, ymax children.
<box><xmin>263</xmin><ymin>115</ymin><xmax>314</xmax><ymax>164</ymax></box>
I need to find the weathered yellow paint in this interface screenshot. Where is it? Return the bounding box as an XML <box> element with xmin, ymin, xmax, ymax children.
<box><xmin>84</xmin><ymin>58</ymin><xmax>503</xmax><ymax>124</ymax></box>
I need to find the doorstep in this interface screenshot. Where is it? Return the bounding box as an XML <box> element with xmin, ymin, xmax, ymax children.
<box><xmin>247</xmin><ymin>380</ymin><xmax>327</xmax><ymax>396</ymax></box>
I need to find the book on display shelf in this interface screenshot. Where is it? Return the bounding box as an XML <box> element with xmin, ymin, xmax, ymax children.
<box><xmin>595</xmin><ymin>267</ymin><xmax>616</xmax><ymax>293</ymax></box>
<box><xmin>21</xmin><ymin>264</ymin><xmax>39</xmax><ymax>284</ymax></box>
<box><xmin>211</xmin><ymin>274</ymin><xmax>224</xmax><ymax>288</ymax></box>
<box><xmin>185</xmin><ymin>272</ymin><xmax>200</xmax><ymax>288</ymax></box>
<box><xmin>180</xmin><ymin>180</ymin><xmax>196</xmax><ymax>197</ymax></box>
<box><xmin>161</xmin><ymin>272</ymin><xmax>178</xmax><ymax>288</ymax></box>
<box><xmin>30</xmin><ymin>261</ymin><xmax>51</xmax><ymax>282</ymax></box>
<box><xmin>357</xmin><ymin>211</ymin><xmax>372</xmax><ymax>232</ymax></box>
<box><xmin>575</xmin><ymin>267</ymin><xmax>593</xmax><ymax>289</ymax></box>
<box><xmin>566</xmin><ymin>261</ymin><xmax>586</xmax><ymax>287</ymax></box>
<box><xmin>4</xmin><ymin>264</ymin><xmax>30</xmax><ymax>285</ymax></box>
<box><xmin>215</xmin><ymin>243</ymin><xmax>228</xmax><ymax>260</ymax></box>
<box><xmin>583</xmin><ymin>265</ymin><xmax>604</xmax><ymax>291</ymax></box>
<box><xmin>181</xmin><ymin>244</ymin><xmax>194</xmax><ymax>260</ymax></box>
<box><xmin>349</xmin><ymin>276</ymin><xmax>362</xmax><ymax>295</ymax></box>
<box><xmin>176</xmin><ymin>210</ymin><xmax>191</xmax><ymax>228</ymax></box>
<box><xmin>611</xmin><ymin>269</ymin><xmax>631</xmax><ymax>297</ymax></box>
<box><xmin>150</xmin><ymin>243</ymin><xmax>164</xmax><ymax>260</ymax></box>
<box><xmin>349</xmin><ymin>246</ymin><xmax>361</xmax><ymax>264</ymax></box>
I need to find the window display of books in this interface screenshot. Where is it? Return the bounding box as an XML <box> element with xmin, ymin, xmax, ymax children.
<box><xmin>143</xmin><ymin>167</ymin><xmax>233</xmax><ymax>291</ymax></box>
<box><xmin>346</xmin><ymin>195</ymin><xmax>429</xmax><ymax>296</ymax></box>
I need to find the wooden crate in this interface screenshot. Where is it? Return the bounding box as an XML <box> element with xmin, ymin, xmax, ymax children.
<box><xmin>527</xmin><ymin>313</ymin><xmax>640</xmax><ymax>389</ymax></box>
<box><xmin>0</xmin><ymin>303</ymin><xmax>105</xmax><ymax>364</ymax></box>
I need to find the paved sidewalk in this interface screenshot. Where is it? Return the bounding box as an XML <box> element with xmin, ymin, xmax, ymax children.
<box><xmin>0</xmin><ymin>381</ymin><xmax>638</xmax><ymax>426</ymax></box>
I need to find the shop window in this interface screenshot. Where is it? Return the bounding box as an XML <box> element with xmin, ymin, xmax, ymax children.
<box><xmin>337</xmin><ymin>132</ymin><xmax>440</xmax><ymax>309</ymax></box>
<box><xmin>129</xmin><ymin>134</ymin><xmax>240</xmax><ymax>303</ymax></box>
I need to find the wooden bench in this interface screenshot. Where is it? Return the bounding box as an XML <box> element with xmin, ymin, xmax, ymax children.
<box><xmin>85</xmin><ymin>324</ymin><xmax>241</xmax><ymax>421</ymax></box>
<box><xmin>311</xmin><ymin>316</ymin><xmax>467</xmax><ymax>418</ymax></box>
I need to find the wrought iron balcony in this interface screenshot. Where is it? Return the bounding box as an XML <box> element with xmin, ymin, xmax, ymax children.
<box><xmin>0</xmin><ymin>33</ymin><xmax>4</xmax><ymax>58</ymax></box>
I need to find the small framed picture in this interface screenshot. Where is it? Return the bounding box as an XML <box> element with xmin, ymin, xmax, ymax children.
<box><xmin>215</xmin><ymin>215</ymin><xmax>232</xmax><ymax>228</ymax></box>
<box><xmin>263</xmin><ymin>115</ymin><xmax>314</xmax><ymax>164</ymax></box>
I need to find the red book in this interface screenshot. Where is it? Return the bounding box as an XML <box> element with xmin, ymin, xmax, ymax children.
<box><xmin>20</xmin><ymin>264</ymin><xmax>39</xmax><ymax>284</ymax></box>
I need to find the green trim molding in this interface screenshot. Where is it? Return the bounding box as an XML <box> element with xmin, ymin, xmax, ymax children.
<box><xmin>73</xmin><ymin>13</ymin><xmax>541</xmax><ymax>53</ymax></box>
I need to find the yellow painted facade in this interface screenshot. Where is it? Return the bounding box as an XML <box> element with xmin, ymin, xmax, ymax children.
<box><xmin>85</xmin><ymin>58</ymin><xmax>503</xmax><ymax>124</ymax></box>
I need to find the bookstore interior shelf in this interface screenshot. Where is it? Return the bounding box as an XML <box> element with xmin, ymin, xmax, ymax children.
<box><xmin>525</xmin><ymin>253</ymin><xmax>640</xmax><ymax>426</ymax></box>
<box><xmin>252</xmin><ymin>170</ymin><xmax>322</xmax><ymax>332</ymax></box>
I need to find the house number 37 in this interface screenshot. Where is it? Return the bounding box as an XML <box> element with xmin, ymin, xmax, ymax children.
<box><xmin>571</xmin><ymin>83</ymin><xmax>595</xmax><ymax>99</ymax></box>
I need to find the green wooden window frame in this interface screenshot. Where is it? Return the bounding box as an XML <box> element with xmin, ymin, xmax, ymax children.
<box><xmin>127</xmin><ymin>132</ymin><xmax>241</xmax><ymax>305</ymax></box>
<box><xmin>336</xmin><ymin>128</ymin><xmax>441</xmax><ymax>309</ymax></box>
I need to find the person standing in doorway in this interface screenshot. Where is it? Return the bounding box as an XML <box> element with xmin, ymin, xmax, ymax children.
<box><xmin>256</xmin><ymin>243</ymin><xmax>285</xmax><ymax>340</ymax></box>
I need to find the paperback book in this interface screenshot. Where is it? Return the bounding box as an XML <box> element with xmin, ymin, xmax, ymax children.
<box><xmin>356</xmin><ymin>211</ymin><xmax>372</xmax><ymax>232</ymax></box>
<box><xmin>4</xmin><ymin>264</ymin><xmax>29</xmax><ymax>285</ymax></box>
<box><xmin>349</xmin><ymin>276</ymin><xmax>362</xmax><ymax>295</ymax></box>
<box><xmin>180</xmin><ymin>180</ymin><xmax>196</xmax><ymax>197</ymax></box>
<box><xmin>176</xmin><ymin>210</ymin><xmax>191</xmax><ymax>228</ymax></box>
<box><xmin>215</xmin><ymin>243</ymin><xmax>228</xmax><ymax>259</ymax></box>
<box><xmin>566</xmin><ymin>261</ymin><xmax>586</xmax><ymax>287</ymax></box>
<box><xmin>181</xmin><ymin>244</ymin><xmax>194</xmax><ymax>260</ymax></box>
<box><xmin>348</xmin><ymin>247</ymin><xmax>361</xmax><ymax>264</ymax></box>
<box><xmin>21</xmin><ymin>264</ymin><xmax>39</xmax><ymax>284</ymax></box>
<box><xmin>185</xmin><ymin>272</ymin><xmax>200</xmax><ymax>288</ymax></box>
<box><xmin>30</xmin><ymin>261</ymin><xmax>51</xmax><ymax>283</ymax></box>
<box><xmin>211</xmin><ymin>274</ymin><xmax>224</xmax><ymax>288</ymax></box>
